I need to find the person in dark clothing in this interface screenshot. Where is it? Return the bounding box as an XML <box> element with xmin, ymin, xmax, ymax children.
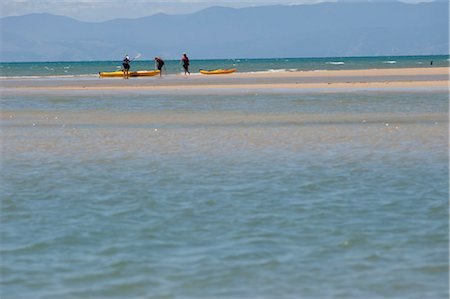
<box><xmin>181</xmin><ymin>52</ymin><xmax>190</xmax><ymax>75</ymax></box>
<box><xmin>154</xmin><ymin>57</ymin><xmax>165</xmax><ymax>76</ymax></box>
<box><xmin>122</xmin><ymin>54</ymin><xmax>131</xmax><ymax>78</ymax></box>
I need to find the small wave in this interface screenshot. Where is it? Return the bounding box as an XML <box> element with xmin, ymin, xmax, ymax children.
<box><xmin>1</xmin><ymin>240</ymin><xmax>52</xmax><ymax>254</ymax></box>
<box><xmin>246</xmin><ymin>69</ymin><xmax>301</xmax><ymax>74</ymax></box>
<box><xmin>383</xmin><ymin>61</ymin><xmax>397</xmax><ymax>64</ymax></box>
<box><xmin>326</xmin><ymin>62</ymin><xmax>345</xmax><ymax>65</ymax></box>
<box><xmin>267</xmin><ymin>69</ymin><xmax>288</xmax><ymax>73</ymax></box>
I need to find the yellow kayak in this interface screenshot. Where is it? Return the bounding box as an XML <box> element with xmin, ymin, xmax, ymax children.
<box><xmin>99</xmin><ymin>70</ymin><xmax>160</xmax><ymax>77</ymax></box>
<box><xmin>199</xmin><ymin>68</ymin><xmax>237</xmax><ymax>75</ymax></box>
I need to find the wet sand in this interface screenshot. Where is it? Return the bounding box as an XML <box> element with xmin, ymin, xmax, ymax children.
<box><xmin>2</xmin><ymin>67</ymin><xmax>447</xmax><ymax>158</ymax></box>
<box><xmin>2</xmin><ymin>110</ymin><xmax>447</xmax><ymax>157</ymax></box>
<box><xmin>3</xmin><ymin>74</ymin><xmax>447</xmax><ymax>156</ymax></box>
<box><xmin>1</xmin><ymin>67</ymin><xmax>448</xmax><ymax>94</ymax></box>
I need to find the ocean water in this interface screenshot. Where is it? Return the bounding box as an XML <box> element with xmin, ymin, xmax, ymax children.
<box><xmin>0</xmin><ymin>55</ymin><xmax>449</xmax><ymax>78</ymax></box>
<box><xmin>1</xmin><ymin>89</ymin><xmax>448</xmax><ymax>298</ymax></box>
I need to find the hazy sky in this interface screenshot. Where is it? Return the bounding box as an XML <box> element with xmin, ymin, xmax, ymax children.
<box><xmin>1</xmin><ymin>0</ymin><xmax>432</xmax><ymax>22</ymax></box>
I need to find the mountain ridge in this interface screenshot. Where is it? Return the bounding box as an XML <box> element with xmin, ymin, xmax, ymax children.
<box><xmin>1</xmin><ymin>2</ymin><xmax>448</xmax><ymax>62</ymax></box>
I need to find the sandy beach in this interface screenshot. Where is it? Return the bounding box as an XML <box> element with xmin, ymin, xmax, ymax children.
<box><xmin>1</xmin><ymin>67</ymin><xmax>448</xmax><ymax>94</ymax></box>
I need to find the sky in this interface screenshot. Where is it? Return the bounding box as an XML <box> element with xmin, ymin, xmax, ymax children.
<box><xmin>1</xmin><ymin>0</ymin><xmax>433</xmax><ymax>22</ymax></box>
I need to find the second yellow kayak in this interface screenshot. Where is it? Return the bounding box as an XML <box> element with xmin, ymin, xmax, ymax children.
<box><xmin>199</xmin><ymin>68</ymin><xmax>237</xmax><ymax>75</ymax></box>
<box><xmin>99</xmin><ymin>70</ymin><xmax>160</xmax><ymax>77</ymax></box>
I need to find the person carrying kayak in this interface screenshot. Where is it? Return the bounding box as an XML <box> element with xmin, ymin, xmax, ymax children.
<box><xmin>122</xmin><ymin>54</ymin><xmax>131</xmax><ymax>78</ymax></box>
<box><xmin>181</xmin><ymin>52</ymin><xmax>190</xmax><ymax>75</ymax></box>
<box><xmin>154</xmin><ymin>57</ymin><xmax>165</xmax><ymax>77</ymax></box>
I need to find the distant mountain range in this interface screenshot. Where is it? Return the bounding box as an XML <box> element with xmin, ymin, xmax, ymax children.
<box><xmin>1</xmin><ymin>2</ymin><xmax>448</xmax><ymax>62</ymax></box>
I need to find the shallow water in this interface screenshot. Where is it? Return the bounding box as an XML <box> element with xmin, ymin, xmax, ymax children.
<box><xmin>1</xmin><ymin>91</ymin><xmax>448</xmax><ymax>298</ymax></box>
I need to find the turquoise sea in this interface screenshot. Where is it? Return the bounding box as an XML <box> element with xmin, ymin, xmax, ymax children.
<box><xmin>0</xmin><ymin>55</ymin><xmax>449</xmax><ymax>77</ymax></box>
<box><xmin>1</xmin><ymin>56</ymin><xmax>449</xmax><ymax>298</ymax></box>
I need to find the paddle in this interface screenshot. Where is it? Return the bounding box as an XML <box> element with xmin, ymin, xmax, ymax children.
<box><xmin>131</xmin><ymin>53</ymin><xmax>141</xmax><ymax>61</ymax></box>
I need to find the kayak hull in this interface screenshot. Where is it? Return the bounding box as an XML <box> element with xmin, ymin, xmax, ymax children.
<box><xmin>199</xmin><ymin>68</ymin><xmax>237</xmax><ymax>75</ymax></box>
<box><xmin>99</xmin><ymin>70</ymin><xmax>160</xmax><ymax>77</ymax></box>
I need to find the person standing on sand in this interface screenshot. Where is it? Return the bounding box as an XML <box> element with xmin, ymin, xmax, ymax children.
<box><xmin>181</xmin><ymin>52</ymin><xmax>190</xmax><ymax>75</ymax></box>
<box><xmin>154</xmin><ymin>57</ymin><xmax>165</xmax><ymax>77</ymax></box>
<box><xmin>122</xmin><ymin>54</ymin><xmax>131</xmax><ymax>78</ymax></box>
